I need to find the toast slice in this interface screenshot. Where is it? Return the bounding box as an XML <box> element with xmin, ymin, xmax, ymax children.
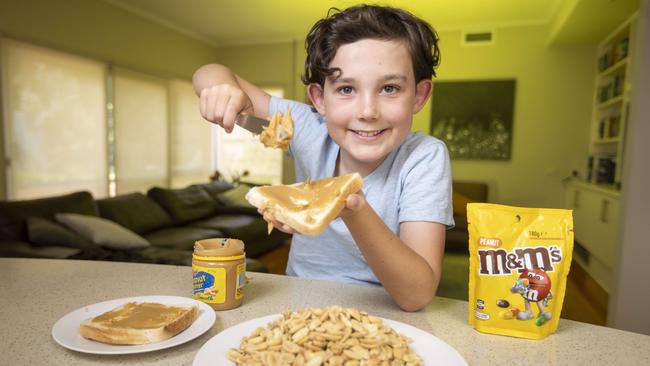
<box><xmin>79</xmin><ymin>302</ymin><xmax>198</xmax><ymax>345</ymax></box>
<box><xmin>245</xmin><ymin>173</ymin><xmax>363</xmax><ymax>236</ymax></box>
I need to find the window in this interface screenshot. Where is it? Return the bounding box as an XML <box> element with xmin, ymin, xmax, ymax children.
<box><xmin>1</xmin><ymin>39</ymin><xmax>107</xmax><ymax>199</ymax></box>
<box><xmin>0</xmin><ymin>38</ymin><xmax>278</xmax><ymax>200</ymax></box>
<box><xmin>112</xmin><ymin>69</ymin><xmax>168</xmax><ymax>194</ymax></box>
<box><xmin>169</xmin><ymin>80</ymin><xmax>214</xmax><ymax>188</ymax></box>
<box><xmin>214</xmin><ymin>87</ymin><xmax>285</xmax><ymax>184</ymax></box>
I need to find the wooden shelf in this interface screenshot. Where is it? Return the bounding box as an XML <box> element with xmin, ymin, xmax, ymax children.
<box><xmin>589</xmin><ymin>15</ymin><xmax>636</xmax><ymax>187</ymax></box>
<box><xmin>597</xmin><ymin>95</ymin><xmax>624</xmax><ymax>108</ymax></box>
<box><xmin>593</xmin><ymin>137</ymin><xmax>621</xmax><ymax>144</ymax></box>
<box><xmin>598</xmin><ymin>58</ymin><xmax>628</xmax><ymax>78</ymax></box>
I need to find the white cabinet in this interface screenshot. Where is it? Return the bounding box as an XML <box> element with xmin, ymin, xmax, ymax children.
<box><xmin>566</xmin><ymin>179</ymin><xmax>619</xmax><ymax>292</ymax></box>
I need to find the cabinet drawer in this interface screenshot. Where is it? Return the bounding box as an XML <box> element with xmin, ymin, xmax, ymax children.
<box><xmin>570</xmin><ymin>187</ymin><xmax>619</xmax><ymax>267</ymax></box>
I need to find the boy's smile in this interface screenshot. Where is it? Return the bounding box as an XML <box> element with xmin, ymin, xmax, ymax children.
<box><xmin>308</xmin><ymin>39</ymin><xmax>431</xmax><ymax>176</ymax></box>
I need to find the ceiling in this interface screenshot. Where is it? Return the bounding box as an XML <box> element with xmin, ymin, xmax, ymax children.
<box><xmin>104</xmin><ymin>0</ymin><xmax>639</xmax><ymax>47</ymax></box>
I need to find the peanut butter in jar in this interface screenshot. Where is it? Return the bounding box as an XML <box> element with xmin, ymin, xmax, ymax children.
<box><xmin>192</xmin><ymin>238</ymin><xmax>246</xmax><ymax>310</ymax></box>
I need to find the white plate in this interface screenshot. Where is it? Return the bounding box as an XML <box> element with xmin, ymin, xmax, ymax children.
<box><xmin>52</xmin><ymin>295</ymin><xmax>215</xmax><ymax>355</ymax></box>
<box><xmin>193</xmin><ymin>314</ymin><xmax>467</xmax><ymax>366</ymax></box>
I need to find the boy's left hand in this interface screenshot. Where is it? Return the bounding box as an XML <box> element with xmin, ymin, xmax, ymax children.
<box><xmin>259</xmin><ymin>208</ymin><xmax>297</xmax><ymax>235</ymax></box>
<box><xmin>339</xmin><ymin>192</ymin><xmax>368</xmax><ymax>218</ymax></box>
<box><xmin>257</xmin><ymin>192</ymin><xmax>367</xmax><ymax>234</ymax></box>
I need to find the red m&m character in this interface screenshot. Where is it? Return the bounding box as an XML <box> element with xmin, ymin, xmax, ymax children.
<box><xmin>520</xmin><ymin>269</ymin><xmax>551</xmax><ymax>302</ymax></box>
<box><xmin>511</xmin><ymin>269</ymin><xmax>553</xmax><ymax>322</ymax></box>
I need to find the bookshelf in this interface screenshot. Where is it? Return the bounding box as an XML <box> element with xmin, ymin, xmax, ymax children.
<box><xmin>587</xmin><ymin>15</ymin><xmax>637</xmax><ymax>188</ymax></box>
<box><xmin>565</xmin><ymin>14</ymin><xmax>638</xmax><ymax>293</ymax></box>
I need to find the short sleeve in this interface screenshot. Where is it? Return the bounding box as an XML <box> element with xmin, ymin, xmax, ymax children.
<box><xmin>268</xmin><ymin>96</ymin><xmax>323</xmax><ymax>158</ymax></box>
<box><xmin>398</xmin><ymin>139</ymin><xmax>454</xmax><ymax>227</ymax></box>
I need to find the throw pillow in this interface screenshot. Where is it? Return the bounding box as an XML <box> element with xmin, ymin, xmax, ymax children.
<box><xmin>26</xmin><ymin>217</ymin><xmax>92</xmax><ymax>249</ymax></box>
<box><xmin>147</xmin><ymin>185</ymin><xmax>218</xmax><ymax>225</ymax></box>
<box><xmin>55</xmin><ymin>213</ymin><xmax>150</xmax><ymax>250</ymax></box>
<box><xmin>97</xmin><ymin>193</ymin><xmax>172</xmax><ymax>234</ymax></box>
<box><xmin>217</xmin><ymin>184</ymin><xmax>254</xmax><ymax>208</ymax></box>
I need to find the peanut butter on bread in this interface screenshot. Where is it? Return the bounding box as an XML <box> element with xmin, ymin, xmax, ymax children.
<box><xmin>79</xmin><ymin>302</ymin><xmax>198</xmax><ymax>345</ymax></box>
<box><xmin>245</xmin><ymin>173</ymin><xmax>363</xmax><ymax>236</ymax></box>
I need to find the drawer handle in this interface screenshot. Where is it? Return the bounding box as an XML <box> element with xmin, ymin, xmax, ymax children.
<box><xmin>573</xmin><ymin>190</ymin><xmax>580</xmax><ymax>208</ymax></box>
<box><xmin>600</xmin><ymin>199</ymin><xmax>609</xmax><ymax>223</ymax></box>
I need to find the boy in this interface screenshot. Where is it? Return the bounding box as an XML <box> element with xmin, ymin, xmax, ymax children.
<box><xmin>193</xmin><ymin>5</ymin><xmax>453</xmax><ymax>311</ymax></box>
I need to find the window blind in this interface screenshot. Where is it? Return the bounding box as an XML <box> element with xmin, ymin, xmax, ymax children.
<box><xmin>169</xmin><ymin>80</ymin><xmax>214</xmax><ymax>188</ymax></box>
<box><xmin>1</xmin><ymin>39</ymin><xmax>107</xmax><ymax>199</ymax></box>
<box><xmin>112</xmin><ymin>69</ymin><xmax>168</xmax><ymax>194</ymax></box>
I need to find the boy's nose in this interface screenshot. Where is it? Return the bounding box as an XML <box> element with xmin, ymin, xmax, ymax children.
<box><xmin>357</xmin><ymin>95</ymin><xmax>379</xmax><ymax>121</ymax></box>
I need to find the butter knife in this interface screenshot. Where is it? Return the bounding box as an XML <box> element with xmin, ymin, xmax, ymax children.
<box><xmin>234</xmin><ymin>114</ymin><xmax>269</xmax><ymax>135</ymax></box>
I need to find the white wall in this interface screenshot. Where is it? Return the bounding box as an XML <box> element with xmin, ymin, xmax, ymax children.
<box><xmin>413</xmin><ymin>25</ymin><xmax>596</xmax><ymax>209</ymax></box>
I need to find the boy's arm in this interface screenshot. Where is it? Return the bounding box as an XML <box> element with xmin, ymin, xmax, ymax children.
<box><xmin>341</xmin><ymin>194</ymin><xmax>445</xmax><ymax>312</ymax></box>
<box><xmin>192</xmin><ymin>64</ymin><xmax>271</xmax><ymax>131</ymax></box>
<box><xmin>261</xmin><ymin>192</ymin><xmax>446</xmax><ymax>312</ymax></box>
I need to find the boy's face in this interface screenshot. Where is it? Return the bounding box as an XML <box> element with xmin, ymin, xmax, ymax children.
<box><xmin>308</xmin><ymin>39</ymin><xmax>431</xmax><ymax>174</ymax></box>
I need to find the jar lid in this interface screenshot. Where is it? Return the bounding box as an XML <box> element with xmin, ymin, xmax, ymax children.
<box><xmin>194</xmin><ymin>238</ymin><xmax>244</xmax><ymax>257</ymax></box>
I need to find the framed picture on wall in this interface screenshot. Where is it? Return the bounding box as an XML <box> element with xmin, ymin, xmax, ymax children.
<box><xmin>430</xmin><ymin>79</ymin><xmax>516</xmax><ymax>160</ymax></box>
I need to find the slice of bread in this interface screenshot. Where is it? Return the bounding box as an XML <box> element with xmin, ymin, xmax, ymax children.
<box><xmin>79</xmin><ymin>302</ymin><xmax>198</xmax><ymax>345</ymax></box>
<box><xmin>245</xmin><ymin>173</ymin><xmax>363</xmax><ymax>236</ymax></box>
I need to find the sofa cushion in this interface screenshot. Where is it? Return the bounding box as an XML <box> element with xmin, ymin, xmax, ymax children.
<box><xmin>97</xmin><ymin>193</ymin><xmax>172</xmax><ymax>234</ymax></box>
<box><xmin>190</xmin><ymin>214</ymin><xmax>264</xmax><ymax>238</ymax></box>
<box><xmin>143</xmin><ymin>226</ymin><xmax>224</xmax><ymax>251</ymax></box>
<box><xmin>147</xmin><ymin>186</ymin><xmax>218</xmax><ymax>225</ymax></box>
<box><xmin>0</xmin><ymin>191</ymin><xmax>97</xmax><ymax>242</ymax></box>
<box><xmin>214</xmin><ymin>205</ymin><xmax>260</xmax><ymax>216</ymax></box>
<box><xmin>27</xmin><ymin>217</ymin><xmax>92</xmax><ymax>249</ymax></box>
<box><xmin>56</xmin><ymin>213</ymin><xmax>150</xmax><ymax>250</ymax></box>
<box><xmin>190</xmin><ymin>215</ymin><xmax>289</xmax><ymax>257</ymax></box>
<box><xmin>0</xmin><ymin>240</ymin><xmax>82</xmax><ymax>259</ymax></box>
<box><xmin>137</xmin><ymin>247</ymin><xmax>193</xmax><ymax>266</ymax></box>
<box><xmin>216</xmin><ymin>184</ymin><xmax>255</xmax><ymax>209</ymax></box>
<box><xmin>192</xmin><ymin>181</ymin><xmax>235</xmax><ymax>202</ymax></box>
<box><xmin>246</xmin><ymin>258</ymin><xmax>268</xmax><ymax>273</ymax></box>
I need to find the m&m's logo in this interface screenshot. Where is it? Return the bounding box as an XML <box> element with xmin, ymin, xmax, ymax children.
<box><xmin>477</xmin><ymin>245</ymin><xmax>563</xmax><ymax>276</ymax></box>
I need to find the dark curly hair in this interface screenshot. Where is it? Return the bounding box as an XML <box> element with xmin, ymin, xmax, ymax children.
<box><xmin>302</xmin><ymin>4</ymin><xmax>440</xmax><ymax>86</ymax></box>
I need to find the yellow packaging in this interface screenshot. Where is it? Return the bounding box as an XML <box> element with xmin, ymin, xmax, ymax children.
<box><xmin>467</xmin><ymin>203</ymin><xmax>573</xmax><ymax>340</ymax></box>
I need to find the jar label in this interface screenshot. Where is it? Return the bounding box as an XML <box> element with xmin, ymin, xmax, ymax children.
<box><xmin>193</xmin><ymin>265</ymin><xmax>226</xmax><ymax>304</ymax></box>
<box><xmin>235</xmin><ymin>262</ymin><xmax>246</xmax><ymax>300</ymax></box>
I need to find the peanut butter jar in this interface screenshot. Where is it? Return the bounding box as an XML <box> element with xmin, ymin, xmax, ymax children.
<box><xmin>192</xmin><ymin>238</ymin><xmax>246</xmax><ymax>310</ymax></box>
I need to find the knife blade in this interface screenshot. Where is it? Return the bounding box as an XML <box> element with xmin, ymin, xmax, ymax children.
<box><xmin>234</xmin><ymin>114</ymin><xmax>269</xmax><ymax>135</ymax></box>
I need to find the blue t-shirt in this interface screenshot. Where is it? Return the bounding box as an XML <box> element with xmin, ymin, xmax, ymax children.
<box><xmin>269</xmin><ymin>96</ymin><xmax>454</xmax><ymax>286</ymax></box>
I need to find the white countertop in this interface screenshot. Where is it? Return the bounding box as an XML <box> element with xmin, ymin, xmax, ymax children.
<box><xmin>1</xmin><ymin>258</ymin><xmax>648</xmax><ymax>365</ymax></box>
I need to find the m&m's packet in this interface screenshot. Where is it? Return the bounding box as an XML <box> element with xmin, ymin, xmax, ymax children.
<box><xmin>467</xmin><ymin>203</ymin><xmax>573</xmax><ymax>340</ymax></box>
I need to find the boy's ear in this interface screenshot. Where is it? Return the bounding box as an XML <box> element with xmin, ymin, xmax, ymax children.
<box><xmin>307</xmin><ymin>83</ymin><xmax>326</xmax><ymax>115</ymax></box>
<box><xmin>413</xmin><ymin>79</ymin><xmax>433</xmax><ymax>113</ymax></box>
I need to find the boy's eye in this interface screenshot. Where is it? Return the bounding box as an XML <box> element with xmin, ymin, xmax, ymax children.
<box><xmin>382</xmin><ymin>85</ymin><xmax>399</xmax><ymax>94</ymax></box>
<box><xmin>336</xmin><ymin>86</ymin><xmax>354</xmax><ymax>95</ymax></box>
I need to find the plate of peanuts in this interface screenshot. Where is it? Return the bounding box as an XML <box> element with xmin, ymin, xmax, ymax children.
<box><xmin>193</xmin><ymin>306</ymin><xmax>467</xmax><ymax>366</ymax></box>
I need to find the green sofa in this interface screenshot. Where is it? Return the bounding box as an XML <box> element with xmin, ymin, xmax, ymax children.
<box><xmin>0</xmin><ymin>181</ymin><xmax>289</xmax><ymax>271</ymax></box>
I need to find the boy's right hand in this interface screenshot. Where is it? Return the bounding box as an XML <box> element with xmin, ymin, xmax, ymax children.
<box><xmin>199</xmin><ymin>84</ymin><xmax>254</xmax><ymax>133</ymax></box>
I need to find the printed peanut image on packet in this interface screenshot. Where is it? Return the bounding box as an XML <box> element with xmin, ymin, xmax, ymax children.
<box><xmin>467</xmin><ymin>203</ymin><xmax>574</xmax><ymax>340</ymax></box>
